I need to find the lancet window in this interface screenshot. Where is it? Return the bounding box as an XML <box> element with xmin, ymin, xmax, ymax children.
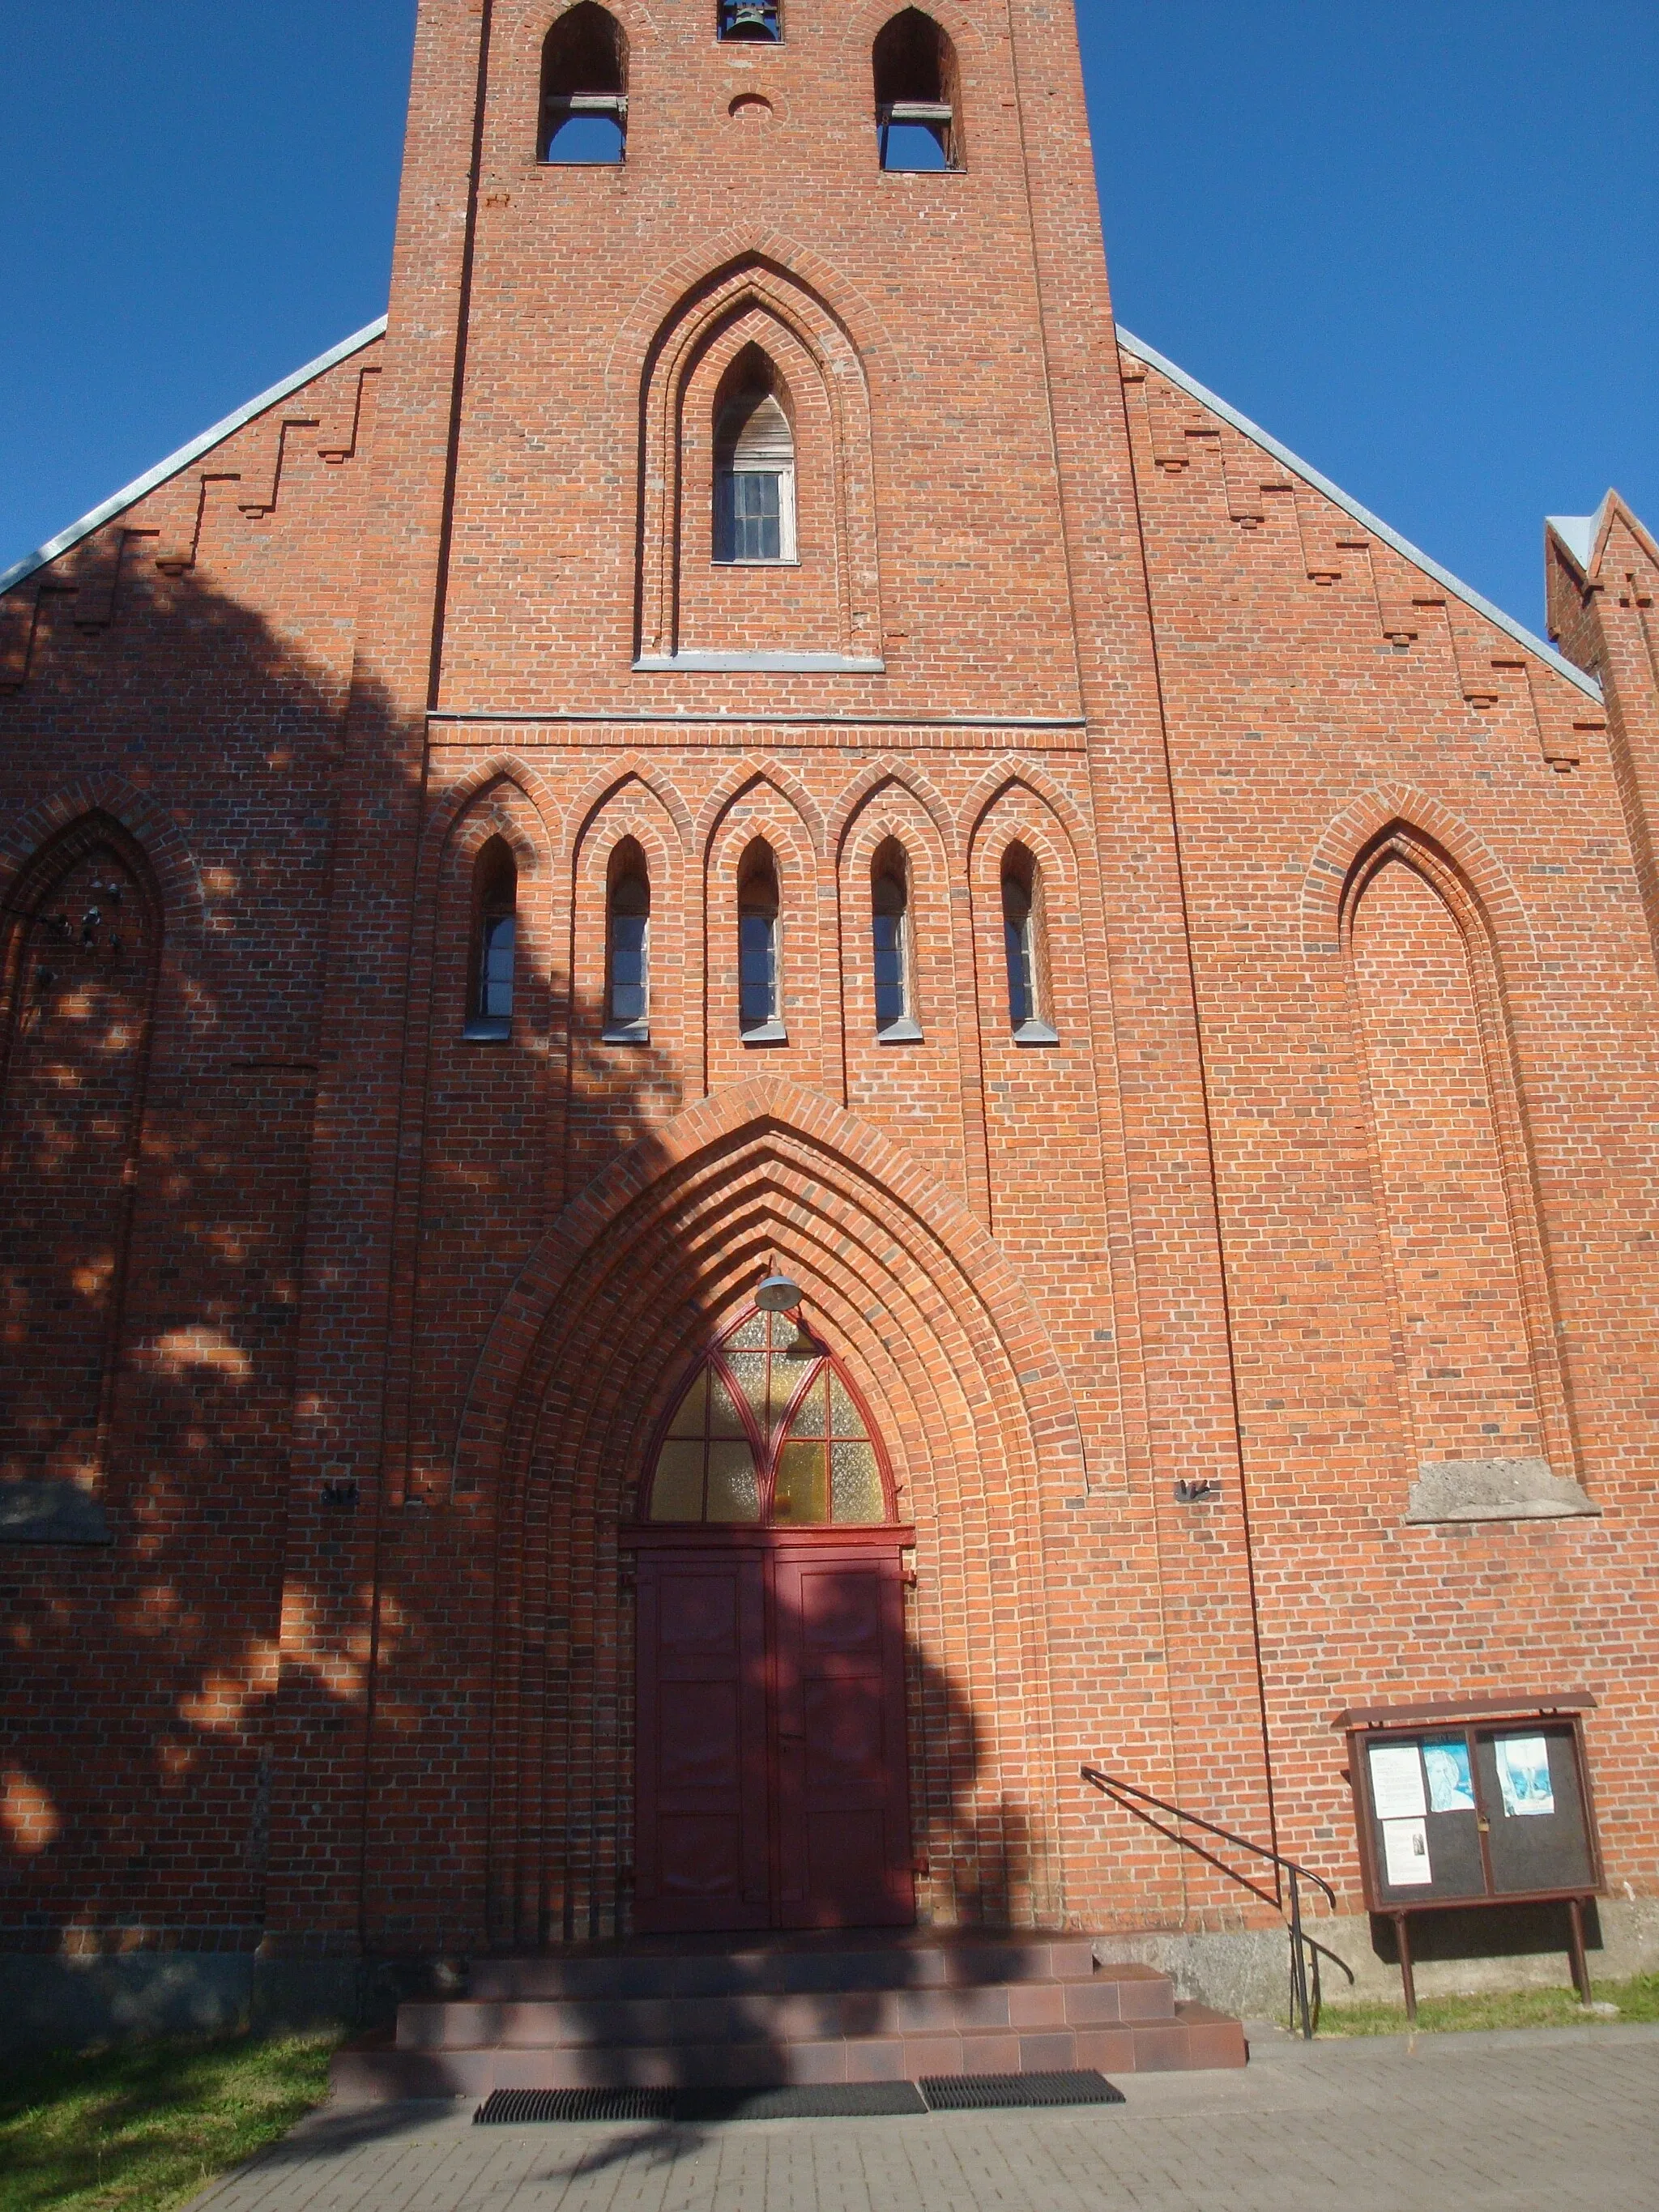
<box><xmin>644</xmin><ymin>1306</ymin><xmax>893</xmax><ymax>1526</ymax></box>
<box><xmin>467</xmin><ymin>837</ymin><xmax>518</xmax><ymax>1040</ymax></box>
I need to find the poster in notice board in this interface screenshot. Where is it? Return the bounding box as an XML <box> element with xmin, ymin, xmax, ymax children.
<box><xmin>1356</xmin><ymin>1722</ymin><xmax>1596</xmax><ymax>1909</ymax></box>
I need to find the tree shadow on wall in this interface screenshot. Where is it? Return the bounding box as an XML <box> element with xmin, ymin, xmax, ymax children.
<box><xmin>0</xmin><ymin>562</ymin><xmax>625</xmax><ymax>2037</ymax></box>
<box><xmin>467</xmin><ymin>1575</ymin><xmax>1047</xmax><ymax>2116</ymax></box>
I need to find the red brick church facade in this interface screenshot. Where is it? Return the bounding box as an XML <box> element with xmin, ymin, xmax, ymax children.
<box><xmin>4</xmin><ymin>0</ymin><xmax>1658</xmax><ymax>2035</ymax></box>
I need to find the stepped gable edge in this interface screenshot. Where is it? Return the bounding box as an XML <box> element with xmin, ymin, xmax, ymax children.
<box><xmin>0</xmin><ymin>318</ymin><xmax>388</xmax><ymax>602</ymax></box>
<box><xmin>1115</xmin><ymin>325</ymin><xmax>1602</xmax><ymax>705</ymax></box>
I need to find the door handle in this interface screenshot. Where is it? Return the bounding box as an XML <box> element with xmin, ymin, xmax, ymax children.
<box><xmin>778</xmin><ymin>1731</ymin><xmax>804</xmax><ymax>1741</ymax></box>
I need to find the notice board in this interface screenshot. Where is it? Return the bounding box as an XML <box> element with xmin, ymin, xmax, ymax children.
<box><xmin>1335</xmin><ymin>1694</ymin><xmax>1602</xmax><ymax>1914</ymax></box>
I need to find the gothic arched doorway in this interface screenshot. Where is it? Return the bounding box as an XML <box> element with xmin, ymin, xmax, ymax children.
<box><xmin>626</xmin><ymin>1304</ymin><xmax>915</xmax><ymax>1932</ymax></box>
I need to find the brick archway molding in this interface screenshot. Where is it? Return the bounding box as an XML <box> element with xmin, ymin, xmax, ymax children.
<box><xmin>449</xmin><ymin>1075</ymin><xmax>1085</xmax><ymax>1946</ymax></box>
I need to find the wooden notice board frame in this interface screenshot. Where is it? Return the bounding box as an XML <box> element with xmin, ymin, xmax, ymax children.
<box><xmin>1332</xmin><ymin>1692</ymin><xmax>1603</xmax><ymax>2017</ymax></box>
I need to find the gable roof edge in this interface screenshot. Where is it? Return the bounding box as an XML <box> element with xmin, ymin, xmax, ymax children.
<box><xmin>0</xmin><ymin>314</ymin><xmax>390</xmax><ymax>602</ymax></box>
<box><xmin>1115</xmin><ymin>325</ymin><xmax>1603</xmax><ymax>706</ymax></box>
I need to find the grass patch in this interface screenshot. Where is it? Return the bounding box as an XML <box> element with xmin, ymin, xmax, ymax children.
<box><xmin>0</xmin><ymin>2030</ymin><xmax>339</xmax><ymax>2212</ymax></box>
<box><xmin>1312</xmin><ymin>1971</ymin><xmax>1659</xmax><ymax>2036</ymax></box>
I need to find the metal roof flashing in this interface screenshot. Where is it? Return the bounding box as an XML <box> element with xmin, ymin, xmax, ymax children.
<box><xmin>0</xmin><ymin>316</ymin><xmax>389</xmax><ymax>602</ymax></box>
<box><xmin>1117</xmin><ymin>326</ymin><xmax>1604</xmax><ymax>707</ymax></box>
<box><xmin>1546</xmin><ymin>510</ymin><xmax>1601</xmax><ymax>575</ymax></box>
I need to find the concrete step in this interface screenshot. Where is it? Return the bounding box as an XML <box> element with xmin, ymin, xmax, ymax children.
<box><xmin>467</xmin><ymin>1936</ymin><xmax>1102</xmax><ymax>2002</ymax></box>
<box><xmin>396</xmin><ymin>1966</ymin><xmax>1175</xmax><ymax>2052</ymax></box>
<box><xmin>333</xmin><ymin>2001</ymin><xmax>1245</xmax><ymax>2099</ymax></box>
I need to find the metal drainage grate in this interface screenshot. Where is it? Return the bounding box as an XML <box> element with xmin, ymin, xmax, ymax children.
<box><xmin>476</xmin><ymin>2088</ymin><xmax>675</xmax><ymax>2124</ymax></box>
<box><xmin>919</xmin><ymin>2069</ymin><xmax>1125</xmax><ymax>2111</ymax></box>
<box><xmin>476</xmin><ymin>2082</ymin><xmax>927</xmax><ymax>2125</ymax></box>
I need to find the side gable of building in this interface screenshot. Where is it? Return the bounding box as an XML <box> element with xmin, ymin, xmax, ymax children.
<box><xmin>0</xmin><ymin>319</ymin><xmax>386</xmax><ymax>699</ymax></box>
<box><xmin>1116</xmin><ymin>328</ymin><xmax>1607</xmax><ymax>773</ymax></box>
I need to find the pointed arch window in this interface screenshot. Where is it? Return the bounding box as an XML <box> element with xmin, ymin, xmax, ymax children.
<box><xmin>1001</xmin><ymin>842</ymin><xmax>1057</xmax><ymax>1045</ymax></box>
<box><xmin>714</xmin><ymin>360</ymin><xmax>797</xmax><ymax>565</ymax></box>
<box><xmin>738</xmin><ymin>838</ymin><xmax>785</xmax><ymax>1043</ymax></box>
<box><xmin>645</xmin><ymin>1306</ymin><xmax>893</xmax><ymax>1526</ymax></box>
<box><xmin>603</xmin><ymin>838</ymin><xmax>650</xmax><ymax>1042</ymax></box>
<box><xmin>541</xmin><ymin>2</ymin><xmax>628</xmax><ymax>164</ymax></box>
<box><xmin>467</xmin><ymin>837</ymin><xmax>518</xmax><ymax>1041</ymax></box>
<box><xmin>871</xmin><ymin>838</ymin><xmax>922</xmax><ymax>1042</ymax></box>
<box><xmin>873</xmin><ymin>9</ymin><xmax>962</xmax><ymax>172</ymax></box>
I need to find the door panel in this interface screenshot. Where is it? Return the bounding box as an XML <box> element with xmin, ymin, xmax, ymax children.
<box><xmin>633</xmin><ymin>1552</ymin><xmax>770</xmax><ymax>1930</ymax></box>
<box><xmin>773</xmin><ymin>1549</ymin><xmax>915</xmax><ymax>1928</ymax></box>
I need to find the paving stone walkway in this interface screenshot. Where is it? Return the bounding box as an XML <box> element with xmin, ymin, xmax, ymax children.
<box><xmin>203</xmin><ymin>2022</ymin><xmax>1659</xmax><ymax>2212</ymax></box>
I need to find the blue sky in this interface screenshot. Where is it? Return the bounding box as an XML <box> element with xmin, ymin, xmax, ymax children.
<box><xmin>2</xmin><ymin>2</ymin><xmax>1653</xmax><ymax>633</ymax></box>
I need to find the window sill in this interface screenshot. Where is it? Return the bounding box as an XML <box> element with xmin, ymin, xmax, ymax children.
<box><xmin>710</xmin><ymin>557</ymin><xmax>802</xmax><ymax>569</ymax></box>
<box><xmin>633</xmin><ymin>650</ymin><xmax>885</xmax><ymax>674</ymax></box>
<box><xmin>601</xmin><ymin>1022</ymin><xmax>650</xmax><ymax>1045</ymax></box>
<box><xmin>1012</xmin><ymin>1017</ymin><xmax>1060</xmax><ymax>1046</ymax></box>
<box><xmin>876</xmin><ymin>1016</ymin><xmax>924</xmax><ymax>1044</ymax></box>
<box><xmin>463</xmin><ymin>1018</ymin><xmax>513</xmax><ymax>1042</ymax></box>
<box><xmin>741</xmin><ymin>1019</ymin><xmax>789</xmax><ymax>1046</ymax></box>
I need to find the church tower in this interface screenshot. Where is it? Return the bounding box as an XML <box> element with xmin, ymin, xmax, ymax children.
<box><xmin>259</xmin><ymin>0</ymin><xmax>1269</xmax><ymax>1962</ymax></box>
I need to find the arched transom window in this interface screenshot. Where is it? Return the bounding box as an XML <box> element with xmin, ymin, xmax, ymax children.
<box><xmin>646</xmin><ymin>1307</ymin><xmax>893</xmax><ymax>1526</ymax></box>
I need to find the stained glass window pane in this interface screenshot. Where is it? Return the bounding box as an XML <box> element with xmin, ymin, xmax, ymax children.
<box><xmin>668</xmin><ymin>1372</ymin><xmax>707</xmax><ymax>1438</ymax></box>
<box><xmin>774</xmin><ymin>1440</ymin><xmax>828</xmax><ymax>1524</ymax></box>
<box><xmin>707</xmin><ymin>1369</ymin><xmax>747</xmax><ymax>1438</ymax></box>
<box><xmin>728</xmin><ymin>1313</ymin><xmax>766</xmax><ymax>1350</ymax></box>
<box><xmin>831</xmin><ymin>1439</ymin><xmax>883</xmax><ymax>1524</ymax></box>
<box><xmin>827</xmin><ymin>1370</ymin><xmax>866</xmax><ymax>1438</ymax></box>
<box><xmin>727</xmin><ymin>1349</ymin><xmax>768</xmax><ymax>1428</ymax></box>
<box><xmin>769</xmin><ymin>1351</ymin><xmax>800</xmax><ymax>1426</ymax></box>
<box><xmin>650</xmin><ymin>1441</ymin><xmax>705</xmax><ymax>1521</ymax></box>
<box><xmin>786</xmin><ymin>1370</ymin><xmax>827</xmax><ymax>1438</ymax></box>
<box><xmin>706</xmin><ymin>1439</ymin><xmax>761</xmax><ymax>1523</ymax></box>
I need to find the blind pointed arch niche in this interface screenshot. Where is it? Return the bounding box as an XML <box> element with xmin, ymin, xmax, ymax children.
<box><xmin>644</xmin><ymin>1307</ymin><xmax>895</xmax><ymax>1527</ymax></box>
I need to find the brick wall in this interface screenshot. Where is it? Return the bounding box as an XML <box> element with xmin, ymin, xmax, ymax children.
<box><xmin>3</xmin><ymin>0</ymin><xmax>1656</xmax><ymax>1968</ymax></box>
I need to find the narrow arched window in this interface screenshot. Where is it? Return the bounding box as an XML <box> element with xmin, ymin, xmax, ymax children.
<box><xmin>541</xmin><ymin>2</ymin><xmax>628</xmax><ymax>164</ymax></box>
<box><xmin>714</xmin><ymin>356</ymin><xmax>796</xmax><ymax>565</ymax></box>
<box><xmin>719</xmin><ymin>0</ymin><xmax>780</xmax><ymax>42</ymax></box>
<box><xmin>873</xmin><ymin>9</ymin><xmax>962</xmax><ymax>172</ymax></box>
<box><xmin>467</xmin><ymin>837</ymin><xmax>518</xmax><ymax>1041</ymax></box>
<box><xmin>604</xmin><ymin>838</ymin><xmax>650</xmax><ymax>1042</ymax></box>
<box><xmin>871</xmin><ymin>839</ymin><xmax>921</xmax><ymax>1042</ymax></box>
<box><xmin>738</xmin><ymin>838</ymin><xmax>784</xmax><ymax>1042</ymax></box>
<box><xmin>1001</xmin><ymin>842</ymin><xmax>1057</xmax><ymax>1044</ymax></box>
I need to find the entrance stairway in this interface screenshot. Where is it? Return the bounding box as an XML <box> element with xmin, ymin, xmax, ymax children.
<box><xmin>332</xmin><ymin>1933</ymin><xmax>1246</xmax><ymax>2098</ymax></box>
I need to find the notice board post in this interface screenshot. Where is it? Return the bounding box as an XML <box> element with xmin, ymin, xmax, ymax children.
<box><xmin>1333</xmin><ymin>1694</ymin><xmax>1602</xmax><ymax>2019</ymax></box>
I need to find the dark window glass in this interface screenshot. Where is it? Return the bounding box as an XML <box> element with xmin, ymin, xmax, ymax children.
<box><xmin>872</xmin><ymin>871</ymin><xmax>908</xmax><ymax>1029</ymax></box>
<box><xmin>740</xmin><ymin>909</ymin><xmax>778</xmax><ymax>1029</ymax></box>
<box><xmin>719</xmin><ymin>471</ymin><xmax>783</xmax><ymax>562</ymax></box>
<box><xmin>608</xmin><ymin>871</ymin><xmax>649</xmax><ymax>1029</ymax></box>
<box><xmin>479</xmin><ymin>912</ymin><xmax>516</xmax><ymax>1021</ymax></box>
<box><xmin>609</xmin><ymin>914</ymin><xmax>646</xmax><ymax>1023</ymax></box>
<box><xmin>1002</xmin><ymin>875</ymin><xmax>1034</xmax><ymax>1030</ymax></box>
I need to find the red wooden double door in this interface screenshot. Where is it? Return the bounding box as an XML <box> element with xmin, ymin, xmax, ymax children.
<box><xmin>632</xmin><ymin>1536</ymin><xmax>915</xmax><ymax>1931</ymax></box>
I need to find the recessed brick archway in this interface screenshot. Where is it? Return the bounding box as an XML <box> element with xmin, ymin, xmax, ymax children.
<box><xmin>455</xmin><ymin>1078</ymin><xmax>1082</xmax><ymax>1946</ymax></box>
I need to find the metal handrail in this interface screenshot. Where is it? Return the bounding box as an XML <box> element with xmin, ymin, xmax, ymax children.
<box><xmin>1080</xmin><ymin>1765</ymin><xmax>1354</xmax><ymax>2039</ymax></box>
